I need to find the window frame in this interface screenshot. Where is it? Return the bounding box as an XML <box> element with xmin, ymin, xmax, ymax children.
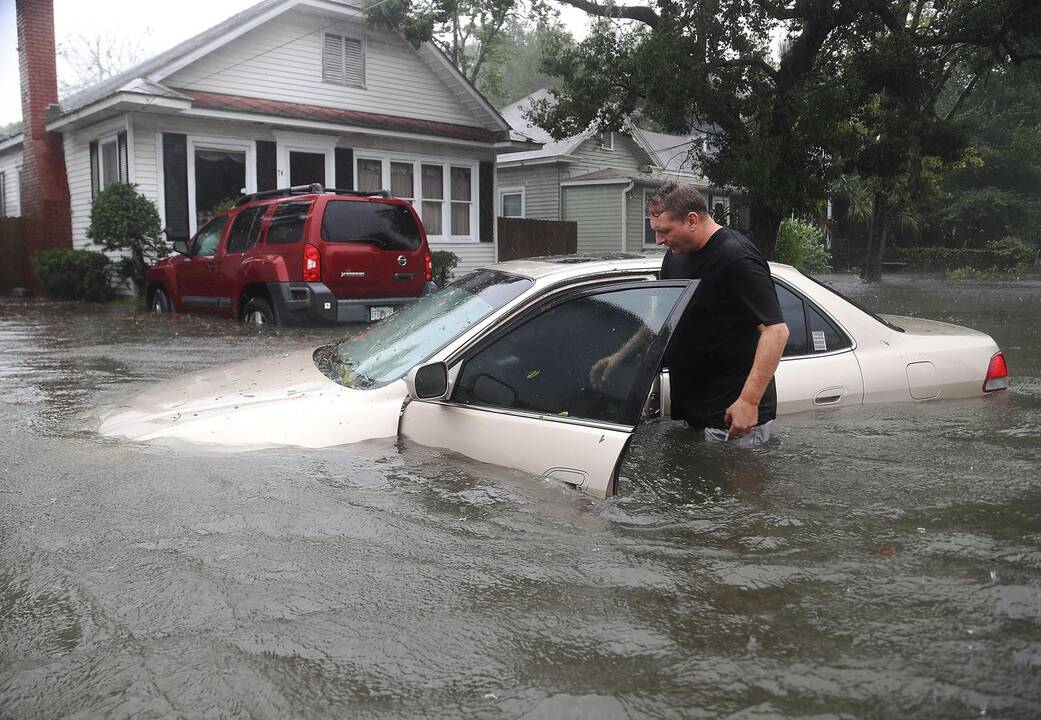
<box><xmin>186</xmin><ymin>135</ymin><xmax>257</xmax><ymax>237</ymax></box>
<box><xmin>498</xmin><ymin>187</ymin><xmax>525</xmax><ymax>218</ymax></box>
<box><xmin>596</xmin><ymin>131</ymin><xmax>614</xmax><ymax>151</ymax></box>
<box><xmin>321</xmin><ymin>29</ymin><xmax>366</xmax><ymax>88</ymax></box>
<box><xmin>354</xmin><ymin>150</ymin><xmax>480</xmax><ymax>243</ymax></box>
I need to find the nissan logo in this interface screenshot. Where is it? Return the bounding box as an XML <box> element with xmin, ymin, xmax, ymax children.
<box><xmin>396</xmin><ymin>255</ymin><xmax>407</xmax><ymax>267</ymax></box>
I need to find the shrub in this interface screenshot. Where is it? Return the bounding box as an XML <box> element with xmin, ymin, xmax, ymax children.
<box><xmin>985</xmin><ymin>236</ymin><xmax>1037</xmax><ymax>270</ymax></box>
<box><xmin>87</xmin><ymin>182</ymin><xmax>167</xmax><ymax>297</ymax></box>
<box><xmin>33</xmin><ymin>248</ymin><xmax>113</xmax><ymax>301</ymax></box>
<box><xmin>890</xmin><ymin>238</ymin><xmax>1039</xmax><ymax>273</ymax></box>
<box><xmin>774</xmin><ymin>218</ymin><xmax>832</xmax><ymax>273</ymax></box>
<box><xmin>431</xmin><ymin>250</ymin><xmax>460</xmax><ymax>287</ymax></box>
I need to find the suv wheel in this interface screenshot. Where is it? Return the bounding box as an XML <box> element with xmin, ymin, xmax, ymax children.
<box><xmin>243</xmin><ymin>297</ymin><xmax>276</xmax><ymax>326</ymax></box>
<box><xmin>151</xmin><ymin>288</ymin><xmax>172</xmax><ymax>314</ymax></box>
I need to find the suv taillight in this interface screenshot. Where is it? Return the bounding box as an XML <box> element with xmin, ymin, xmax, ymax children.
<box><xmin>983</xmin><ymin>351</ymin><xmax>1009</xmax><ymax>392</ymax></box>
<box><xmin>424</xmin><ymin>247</ymin><xmax>433</xmax><ymax>283</ymax></box>
<box><xmin>303</xmin><ymin>243</ymin><xmax>321</xmax><ymax>282</ymax></box>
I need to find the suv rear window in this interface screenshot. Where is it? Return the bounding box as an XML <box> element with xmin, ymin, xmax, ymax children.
<box><xmin>265</xmin><ymin>201</ymin><xmax>311</xmax><ymax>244</ymax></box>
<box><xmin>321</xmin><ymin>200</ymin><xmax>421</xmax><ymax>251</ymax></box>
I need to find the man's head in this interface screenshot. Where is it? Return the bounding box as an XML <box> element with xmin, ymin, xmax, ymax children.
<box><xmin>646</xmin><ymin>182</ymin><xmax>719</xmax><ymax>254</ymax></box>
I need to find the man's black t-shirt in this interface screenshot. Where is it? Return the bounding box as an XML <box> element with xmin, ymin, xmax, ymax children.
<box><xmin>661</xmin><ymin>227</ymin><xmax>784</xmax><ymax>429</ymax></box>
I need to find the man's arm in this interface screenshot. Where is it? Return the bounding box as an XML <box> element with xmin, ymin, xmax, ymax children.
<box><xmin>725</xmin><ymin>321</ymin><xmax>789</xmax><ymax>437</ymax></box>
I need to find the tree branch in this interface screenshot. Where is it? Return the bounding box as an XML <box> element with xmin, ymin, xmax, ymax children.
<box><xmin>554</xmin><ymin>0</ymin><xmax>659</xmax><ymax>28</ymax></box>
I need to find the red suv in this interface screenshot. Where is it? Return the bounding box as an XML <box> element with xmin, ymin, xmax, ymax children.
<box><xmin>146</xmin><ymin>184</ymin><xmax>436</xmax><ymax>325</ymax></box>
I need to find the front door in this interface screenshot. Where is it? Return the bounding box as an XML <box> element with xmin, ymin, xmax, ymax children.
<box><xmin>400</xmin><ymin>280</ymin><xmax>697</xmax><ymax>498</ymax></box>
<box><xmin>290</xmin><ymin>151</ymin><xmax>326</xmax><ymax>186</ymax></box>
<box><xmin>175</xmin><ymin>215</ymin><xmax>228</xmax><ymax>313</ymax></box>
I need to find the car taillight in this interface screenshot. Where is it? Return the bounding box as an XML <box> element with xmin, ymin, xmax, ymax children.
<box><xmin>303</xmin><ymin>243</ymin><xmax>321</xmax><ymax>282</ymax></box>
<box><xmin>983</xmin><ymin>351</ymin><xmax>1009</xmax><ymax>392</ymax></box>
<box><xmin>424</xmin><ymin>247</ymin><xmax>433</xmax><ymax>282</ymax></box>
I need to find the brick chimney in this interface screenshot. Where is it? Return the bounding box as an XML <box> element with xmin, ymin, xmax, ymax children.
<box><xmin>16</xmin><ymin>0</ymin><xmax>73</xmax><ymax>293</ymax></box>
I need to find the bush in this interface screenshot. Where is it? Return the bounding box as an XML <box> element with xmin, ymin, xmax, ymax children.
<box><xmin>774</xmin><ymin>218</ymin><xmax>832</xmax><ymax>273</ymax></box>
<box><xmin>87</xmin><ymin>182</ymin><xmax>167</xmax><ymax>297</ymax></box>
<box><xmin>890</xmin><ymin>237</ymin><xmax>1039</xmax><ymax>273</ymax></box>
<box><xmin>33</xmin><ymin>248</ymin><xmax>113</xmax><ymax>301</ymax></box>
<box><xmin>431</xmin><ymin>250</ymin><xmax>460</xmax><ymax>287</ymax></box>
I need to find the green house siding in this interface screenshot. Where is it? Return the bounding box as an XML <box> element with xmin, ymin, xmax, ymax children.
<box><xmin>563</xmin><ymin>185</ymin><xmax>625</xmax><ymax>254</ymax></box>
<box><xmin>569</xmin><ymin>134</ymin><xmax>647</xmax><ymax>174</ymax></box>
<box><xmin>497</xmin><ymin>163</ymin><xmax>563</xmax><ymax>220</ymax></box>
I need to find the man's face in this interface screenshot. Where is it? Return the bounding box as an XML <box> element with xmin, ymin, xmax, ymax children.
<box><xmin>650</xmin><ymin>211</ymin><xmax>701</xmax><ymax>253</ymax></box>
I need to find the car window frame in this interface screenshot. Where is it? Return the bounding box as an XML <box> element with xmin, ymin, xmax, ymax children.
<box><xmin>188</xmin><ymin>215</ymin><xmax>229</xmax><ymax>258</ymax></box>
<box><xmin>224</xmin><ymin>205</ymin><xmax>265</xmax><ymax>255</ymax></box>
<box><xmin>443</xmin><ymin>278</ymin><xmax>697</xmax><ymax>430</ymax></box>
<box><xmin>773</xmin><ymin>277</ymin><xmax>855</xmax><ymax>359</ymax></box>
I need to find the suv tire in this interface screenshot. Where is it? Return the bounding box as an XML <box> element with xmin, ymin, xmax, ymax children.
<box><xmin>243</xmin><ymin>297</ymin><xmax>276</xmax><ymax>326</ymax></box>
<box><xmin>151</xmin><ymin>287</ymin><xmax>173</xmax><ymax>314</ymax></box>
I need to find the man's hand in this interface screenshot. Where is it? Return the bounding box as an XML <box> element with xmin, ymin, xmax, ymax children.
<box><xmin>724</xmin><ymin>397</ymin><xmax>759</xmax><ymax>438</ymax></box>
<box><xmin>589</xmin><ymin>353</ymin><xmax>618</xmax><ymax>390</ymax></box>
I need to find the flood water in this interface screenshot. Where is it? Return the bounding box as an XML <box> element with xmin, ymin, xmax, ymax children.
<box><xmin>2</xmin><ymin>275</ymin><xmax>1040</xmax><ymax>719</ymax></box>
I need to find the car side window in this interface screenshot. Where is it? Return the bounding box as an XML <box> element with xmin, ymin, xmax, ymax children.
<box><xmin>775</xmin><ymin>281</ymin><xmax>852</xmax><ymax>357</ymax></box>
<box><xmin>226</xmin><ymin>207</ymin><xmax>263</xmax><ymax>254</ymax></box>
<box><xmin>265</xmin><ymin>201</ymin><xmax>311</xmax><ymax>244</ymax></box>
<box><xmin>453</xmin><ymin>285</ymin><xmax>685</xmax><ymax>426</ymax></box>
<box><xmin>190</xmin><ymin>216</ymin><xmax>227</xmax><ymax>257</ymax></box>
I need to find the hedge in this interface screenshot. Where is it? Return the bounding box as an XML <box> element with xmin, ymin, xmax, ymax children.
<box><xmin>888</xmin><ymin>237</ymin><xmax>1038</xmax><ymax>272</ymax></box>
<box><xmin>33</xmin><ymin>248</ymin><xmax>114</xmax><ymax>301</ymax></box>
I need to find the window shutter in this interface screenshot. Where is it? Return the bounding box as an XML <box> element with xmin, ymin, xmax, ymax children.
<box><xmin>162</xmin><ymin>133</ymin><xmax>190</xmax><ymax>244</ymax></box>
<box><xmin>117</xmin><ymin>131</ymin><xmax>128</xmax><ymax>182</ymax></box>
<box><xmin>334</xmin><ymin>147</ymin><xmax>354</xmax><ymax>189</ymax></box>
<box><xmin>256</xmin><ymin>140</ymin><xmax>277</xmax><ymax>191</ymax></box>
<box><xmin>0</xmin><ymin>171</ymin><xmax>6</xmax><ymax>217</ymax></box>
<box><xmin>344</xmin><ymin>37</ymin><xmax>364</xmax><ymax>85</ymax></box>
<box><xmin>323</xmin><ymin>32</ymin><xmax>345</xmax><ymax>84</ymax></box>
<box><xmin>479</xmin><ymin>161</ymin><xmax>494</xmax><ymax>243</ymax></box>
<box><xmin>89</xmin><ymin>141</ymin><xmax>99</xmax><ymax>200</ymax></box>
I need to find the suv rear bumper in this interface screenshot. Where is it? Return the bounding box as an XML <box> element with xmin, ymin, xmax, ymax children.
<box><xmin>266</xmin><ymin>281</ymin><xmax>437</xmax><ymax>325</ymax></box>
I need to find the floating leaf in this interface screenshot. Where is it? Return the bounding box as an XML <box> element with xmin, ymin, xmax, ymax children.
<box><xmin>526</xmin><ymin>369</ymin><xmax>541</xmax><ymax>379</ymax></box>
<box><xmin>558</xmin><ymin>411</ymin><xmax>569</xmax><ymax>416</ymax></box>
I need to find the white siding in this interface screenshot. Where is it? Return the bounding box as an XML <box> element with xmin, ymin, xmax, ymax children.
<box><xmin>62</xmin><ymin>115</ymin><xmax>129</xmax><ymax>248</ymax></box>
<box><xmin>563</xmin><ymin>185</ymin><xmax>625</xmax><ymax>254</ymax></box>
<box><xmin>0</xmin><ymin>147</ymin><xmax>22</xmax><ymax>217</ymax></box>
<box><xmin>497</xmin><ymin>163</ymin><xmax>562</xmax><ymax>220</ymax></box>
<box><xmin>165</xmin><ymin>9</ymin><xmax>483</xmax><ymax>128</ymax></box>
<box><xmin>432</xmin><ymin>242</ymin><xmax>495</xmax><ymax>279</ymax></box>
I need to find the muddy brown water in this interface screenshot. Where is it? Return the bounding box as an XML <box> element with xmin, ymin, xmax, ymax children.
<box><xmin>2</xmin><ymin>275</ymin><xmax>1040</xmax><ymax>719</ymax></box>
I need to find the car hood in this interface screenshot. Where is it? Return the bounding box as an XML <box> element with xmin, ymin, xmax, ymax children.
<box><xmin>98</xmin><ymin>347</ymin><xmax>407</xmax><ymax>450</ymax></box>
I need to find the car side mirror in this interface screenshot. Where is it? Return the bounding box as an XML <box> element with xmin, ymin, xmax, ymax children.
<box><xmin>406</xmin><ymin>362</ymin><xmax>449</xmax><ymax>400</ymax></box>
<box><xmin>172</xmin><ymin>240</ymin><xmax>188</xmax><ymax>255</ymax></box>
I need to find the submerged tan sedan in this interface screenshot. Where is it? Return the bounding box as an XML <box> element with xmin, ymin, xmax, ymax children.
<box><xmin>99</xmin><ymin>254</ymin><xmax>1009</xmax><ymax>498</ymax></box>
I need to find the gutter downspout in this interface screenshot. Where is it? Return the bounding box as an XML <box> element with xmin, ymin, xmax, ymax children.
<box><xmin>620</xmin><ymin>178</ymin><xmax>635</xmax><ymax>252</ymax></box>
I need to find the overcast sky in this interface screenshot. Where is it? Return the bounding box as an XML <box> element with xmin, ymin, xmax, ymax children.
<box><xmin>0</xmin><ymin>0</ymin><xmax>594</xmax><ymax>128</ymax></box>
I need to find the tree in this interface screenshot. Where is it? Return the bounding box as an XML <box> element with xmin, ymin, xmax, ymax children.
<box><xmin>477</xmin><ymin>17</ymin><xmax>576</xmax><ymax>108</ymax></box>
<box><xmin>533</xmin><ymin>0</ymin><xmax>1041</xmax><ymax>265</ymax></box>
<box><xmin>366</xmin><ymin>0</ymin><xmax>550</xmax><ymax>91</ymax></box>
<box><xmin>57</xmin><ymin>31</ymin><xmax>150</xmax><ymax>97</ymax></box>
<box><xmin>87</xmin><ymin>183</ymin><xmax>167</xmax><ymax>297</ymax></box>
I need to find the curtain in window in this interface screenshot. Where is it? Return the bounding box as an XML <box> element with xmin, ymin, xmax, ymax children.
<box><xmin>357</xmin><ymin>159</ymin><xmax>382</xmax><ymax>192</ymax></box>
<box><xmin>450</xmin><ymin>167</ymin><xmax>470</xmax><ymax>235</ymax></box>
<box><xmin>421</xmin><ymin>164</ymin><xmax>443</xmax><ymax>234</ymax></box>
<box><xmin>390</xmin><ymin>162</ymin><xmax>413</xmax><ymax>200</ymax></box>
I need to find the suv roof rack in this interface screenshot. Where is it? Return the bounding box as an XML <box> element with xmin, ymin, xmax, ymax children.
<box><xmin>236</xmin><ymin>184</ymin><xmax>390</xmax><ymax>206</ymax></box>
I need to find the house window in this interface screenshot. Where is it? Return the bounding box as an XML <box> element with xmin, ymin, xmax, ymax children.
<box><xmin>357</xmin><ymin>159</ymin><xmax>382</xmax><ymax>192</ymax></box>
<box><xmin>100</xmin><ymin>139</ymin><xmax>120</xmax><ymax>188</ymax></box>
<box><xmin>322</xmin><ymin>31</ymin><xmax>365</xmax><ymax>86</ymax></box>
<box><xmin>499</xmin><ymin>188</ymin><xmax>524</xmax><ymax>218</ymax></box>
<box><xmin>450</xmin><ymin>167</ymin><xmax>471</xmax><ymax>235</ymax></box>
<box><xmin>194</xmin><ymin>147</ymin><xmax>246</xmax><ymax>228</ymax></box>
<box><xmin>711</xmin><ymin>194</ymin><xmax>730</xmax><ymax>223</ymax></box>
<box><xmin>356</xmin><ymin>154</ymin><xmax>478</xmax><ymax>241</ymax></box>
<box><xmin>91</xmin><ymin>133</ymin><xmax>128</xmax><ymax>197</ymax></box>
<box><xmin>421</xmin><ymin>164</ymin><xmax>443</xmax><ymax>235</ymax></box>
<box><xmin>596</xmin><ymin>131</ymin><xmax>614</xmax><ymax>151</ymax></box>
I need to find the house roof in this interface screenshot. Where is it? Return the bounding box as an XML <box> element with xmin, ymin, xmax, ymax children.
<box><xmin>0</xmin><ymin>121</ymin><xmax>23</xmax><ymax>152</ymax></box>
<box><xmin>561</xmin><ymin>168</ymin><xmax>642</xmax><ymax>185</ymax></box>
<box><xmin>633</xmin><ymin>127</ymin><xmax>705</xmax><ymax>173</ymax></box>
<box><xmin>185</xmin><ymin>90</ymin><xmax>499</xmax><ymax>142</ymax></box>
<box><xmin>497</xmin><ymin>89</ymin><xmax>586</xmax><ymax>163</ymax></box>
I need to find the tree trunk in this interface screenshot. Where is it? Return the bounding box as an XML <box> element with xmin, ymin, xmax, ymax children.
<box><xmin>861</xmin><ymin>192</ymin><xmax>887</xmax><ymax>282</ymax></box>
<box><xmin>748</xmin><ymin>204</ymin><xmax>781</xmax><ymax>259</ymax></box>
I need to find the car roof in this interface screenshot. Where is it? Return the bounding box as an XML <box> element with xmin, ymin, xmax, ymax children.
<box><xmin>486</xmin><ymin>252</ymin><xmax>797</xmax><ymax>282</ymax></box>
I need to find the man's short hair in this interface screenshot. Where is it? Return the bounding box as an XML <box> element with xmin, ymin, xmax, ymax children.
<box><xmin>646</xmin><ymin>183</ymin><xmax>709</xmax><ymax>220</ymax></box>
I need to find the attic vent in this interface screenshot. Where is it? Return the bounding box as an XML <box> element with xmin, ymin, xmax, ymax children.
<box><xmin>323</xmin><ymin>31</ymin><xmax>365</xmax><ymax>87</ymax></box>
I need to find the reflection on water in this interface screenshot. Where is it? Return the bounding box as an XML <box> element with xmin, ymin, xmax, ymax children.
<box><xmin>2</xmin><ymin>277</ymin><xmax>1041</xmax><ymax>719</ymax></box>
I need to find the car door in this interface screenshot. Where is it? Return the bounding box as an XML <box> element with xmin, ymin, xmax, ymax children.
<box><xmin>175</xmin><ymin>215</ymin><xmax>229</xmax><ymax>313</ymax></box>
<box><xmin>772</xmin><ymin>280</ymin><xmax>864</xmax><ymax>413</ymax></box>
<box><xmin>215</xmin><ymin>205</ymin><xmax>266</xmax><ymax>317</ymax></box>
<box><xmin>399</xmin><ymin>280</ymin><xmax>698</xmax><ymax>498</ymax></box>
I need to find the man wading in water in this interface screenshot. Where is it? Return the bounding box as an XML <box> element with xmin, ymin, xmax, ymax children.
<box><xmin>591</xmin><ymin>182</ymin><xmax>789</xmax><ymax>446</ymax></box>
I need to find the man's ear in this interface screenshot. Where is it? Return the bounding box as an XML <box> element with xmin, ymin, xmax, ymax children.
<box><xmin>686</xmin><ymin>211</ymin><xmax>700</xmax><ymax>229</ymax></box>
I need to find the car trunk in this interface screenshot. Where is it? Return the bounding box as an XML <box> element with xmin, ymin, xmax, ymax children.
<box><xmin>319</xmin><ymin>198</ymin><xmax>427</xmax><ymax>299</ymax></box>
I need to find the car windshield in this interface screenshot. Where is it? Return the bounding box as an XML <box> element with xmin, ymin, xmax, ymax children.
<box><xmin>316</xmin><ymin>270</ymin><xmax>534</xmax><ymax>389</ymax></box>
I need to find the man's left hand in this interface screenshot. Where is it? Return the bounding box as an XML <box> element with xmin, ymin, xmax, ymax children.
<box><xmin>724</xmin><ymin>398</ymin><xmax>759</xmax><ymax>438</ymax></box>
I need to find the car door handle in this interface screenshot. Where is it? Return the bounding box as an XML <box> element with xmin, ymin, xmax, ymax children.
<box><xmin>814</xmin><ymin>387</ymin><xmax>847</xmax><ymax>405</ymax></box>
<box><xmin>207</xmin><ymin>263</ymin><xmax>217</xmax><ymax>272</ymax></box>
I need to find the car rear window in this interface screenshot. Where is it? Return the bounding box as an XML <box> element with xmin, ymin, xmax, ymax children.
<box><xmin>265</xmin><ymin>201</ymin><xmax>311</xmax><ymax>244</ymax></box>
<box><xmin>320</xmin><ymin>200</ymin><xmax>422</xmax><ymax>251</ymax></box>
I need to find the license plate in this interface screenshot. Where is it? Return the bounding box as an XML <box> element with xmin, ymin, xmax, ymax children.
<box><xmin>370</xmin><ymin>306</ymin><xmax>395</xmax><ymax>321</ymax></box>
